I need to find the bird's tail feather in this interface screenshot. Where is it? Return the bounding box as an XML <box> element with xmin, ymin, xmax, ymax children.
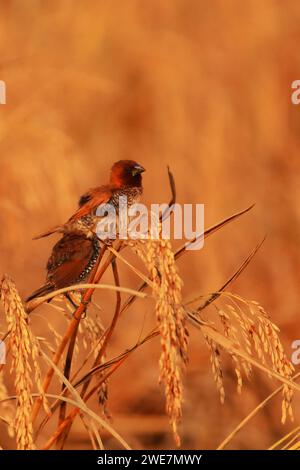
<box><xmin>33</xmin><ymin>225</ymin><xmax>62</xmax><ymax>240</ymax></box>
<box><xmin>25</xmin><ymin>284</ymin><xmax>54</xmax><ymax>303</ymax></box>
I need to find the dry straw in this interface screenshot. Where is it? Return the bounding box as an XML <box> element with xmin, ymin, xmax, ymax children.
<box><xmin>79</xmin><ymin>314</ymin><xmax>110</xmax><ymax>417</ymax></box>
<box><xmin>0</xmin><ymin>202</ymin><xmax>296</xmax><ymax>450</ymax></box>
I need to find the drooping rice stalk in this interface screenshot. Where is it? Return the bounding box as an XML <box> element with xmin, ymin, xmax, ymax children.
<box><xmin>130</xmin><ymin>235</ymin><xmax>188</xmax><ymax>445</ymax></box>
<box><xmin>0</xmin><ymin>275</ymin><xmax>48</xmax><ymax>449</ymax></box>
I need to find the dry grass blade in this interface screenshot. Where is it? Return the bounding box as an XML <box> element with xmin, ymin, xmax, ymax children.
<box><xmin>57</xmin><ymin>320</ymin><xmax>80</xmax><ymax>449</ymax></box>
<box><xmin>195</xmin><ymin>237</ymin><xmax>265</xmax><ymax>311</ymax></box>
<box><xmin>287</xmin><ymin>437</ymin><xmax>300</xmax><ymax>450</ymax></box>
<box><xmin>58</xmin><ymin>258</ymin><xmax>122</xmax><ymax>448</ymax></box>
<box><xmin>217</xmin><ymin>372</ymin><xmax>300</xmax><ymax>449</ymax></box>
<box><xmin>73</xmin><ymin>329</ymin><xmax>159</xmax><ymax>389</ymax></box>
<box><xmin>161</xmin><ymin>166</ymin><xmax>176</xmax><ymax>221</ymax></box>
<box><xmin>121</xmin><ymin>204</ymin><xmax>255</xmax><ymax>314</ymax></box>
<box><xmin>93</xmin><ymin>258</ymin><xmax>121</xmax><ymax>411</ymax></box>
<box><xmin>269</xmin><ymin>426</ymin><xmax>300</xmax><ymax>450</ymax></box>
<box><xmin>39</xmin><ymin>348</ymin><xmax>131</xmax><ymax>450</ymax></box>
<box><xmin>31</xmin><ymin>244</ymin><xmax>114</xmax><ymax>423</ymax></box>
<box><xmin>26</xmin><ymin>282</ymin><xmax>147</xmax><ymax>313</ymax></box>
<box><xmin>176</xmin><ymin>204</ymin><xmax>255</xmax><ymax>258</ymax></box>
<box><xmin>34</xmin><ymin>329</ymin><xmax>159</xmax><ymax>439</ymax></box>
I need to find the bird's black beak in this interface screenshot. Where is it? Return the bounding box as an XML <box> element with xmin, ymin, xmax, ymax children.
<box><xmin>132</xmin><ymin>164</ymin><xmax>145</xmax><ymax>176</ymax></box>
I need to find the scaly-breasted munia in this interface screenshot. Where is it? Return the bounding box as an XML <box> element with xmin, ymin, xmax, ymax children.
<box><xmin>26</xmin><ymin>160</ymin><xmax>145</xmax><ymax>303</ymax></box>
<box><xmin>26</xmin><ymin>233</ymin><xmax>100</xmax><ymax>303</ymax></box>
<box><xmin>34</xmin><ymin>160</ymin><xmax>145</xmax><ymax>239</ymax></box>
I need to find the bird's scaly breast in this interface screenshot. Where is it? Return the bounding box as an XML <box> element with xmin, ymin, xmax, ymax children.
<box><xmin>109</xmin><ymin>186</ymin><xmax>143</xmax><ymax>210</ymax></box>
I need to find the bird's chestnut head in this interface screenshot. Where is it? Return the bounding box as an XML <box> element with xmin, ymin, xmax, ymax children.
<box><xmin>110</xmin><ymin>160</ymin><xmax>145</xmax><ymax>187</ymax></box>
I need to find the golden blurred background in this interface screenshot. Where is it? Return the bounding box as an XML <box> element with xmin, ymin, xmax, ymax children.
<box><xmin>1</xmin><ymin>0</ymin><xmax>300</xmax><ymax>449</ymax></box>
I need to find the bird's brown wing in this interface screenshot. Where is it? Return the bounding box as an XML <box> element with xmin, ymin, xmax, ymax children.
<box><xmin>70</xmin><ymin>185</ymin><xmax>114</xmax><ymax>221</ymax></box>
<box><xmin>47</xmin><ymin>234</ymin><xmax>98</xmax><ymax>288</ymax></box>
<box><xmin>33</xmin><ymin>186</ymin><xmax>114</xmax><ymax>239</ymax></box>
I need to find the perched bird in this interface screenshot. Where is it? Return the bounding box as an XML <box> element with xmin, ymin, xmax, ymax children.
<box><xmin>34</xmin><ymin>160</ymin><xmax>145</xmax><ymax>239</ymax></box>
<box><xmin>27</xmin><ymin>160</ymin><xmax>145</xmax><ymax>305</ymax></box>
<box><xmin>26</xmin><ymin>233</ymin><xmax>100</xmax><ymax>303</ymax></box>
